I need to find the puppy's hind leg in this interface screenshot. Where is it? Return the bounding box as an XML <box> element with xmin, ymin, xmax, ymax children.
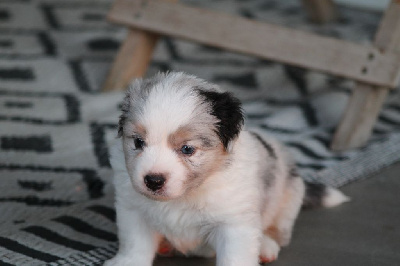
<box><xmin>259</xmin><ymin>178</ymin><xmax>304</xmax><ymax>264</ymax></box>
<box><xmin>267</xmin><ymin>177</ymin><xmax>305</xmax><ymax>247</ymax></box>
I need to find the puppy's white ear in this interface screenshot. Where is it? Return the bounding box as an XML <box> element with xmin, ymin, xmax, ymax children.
<box><xmin>118</xmin><ymin>92</ymin><xmax>130</xmax><ymax>138</ymax></box>
<box><xmin>197</xmin><ymin>89</ymin><xmax>244</xmax><ymax>150</ymax></box>
<box><xmin>117</xmin><ymin>79</ymin><xmax>143</xmax><ymax>138</ymax></box>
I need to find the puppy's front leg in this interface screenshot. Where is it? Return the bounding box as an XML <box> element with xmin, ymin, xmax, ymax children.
<box><xmin>104</xmin><ymin>206</ymin><xmax>159</xmax><ymax>266</ymax></box>
<box><xmin>213</xmin><ymin>225</ymin><xmax>261</xmax><ymax>266</ymax></box>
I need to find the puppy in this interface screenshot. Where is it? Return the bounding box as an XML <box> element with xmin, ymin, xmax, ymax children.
<box><xmin>105</xmin><ymin>72</ymin><xmax>349</xmax><ymax>266</ymax></box>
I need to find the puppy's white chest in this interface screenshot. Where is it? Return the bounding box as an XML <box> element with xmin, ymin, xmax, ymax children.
<box><xmin>143</xmin><ymin>202</ymin><xmax>207</xmax><ymax>252</ymax></box>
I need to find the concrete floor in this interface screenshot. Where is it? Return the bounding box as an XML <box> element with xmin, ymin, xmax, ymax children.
<box><xmin>154</xmin><ymin>163</ymin><xmax>400</xmax><ymax>266</ymax></box>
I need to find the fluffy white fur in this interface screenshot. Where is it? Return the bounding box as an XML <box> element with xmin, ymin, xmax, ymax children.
<box><xmin>104</xmin><ymin>72</ymin><xmax>348</xmax><ymax>266</ymax></box>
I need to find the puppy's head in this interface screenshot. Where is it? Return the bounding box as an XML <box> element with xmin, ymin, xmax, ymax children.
<box><xmin>118</xmin><ymin>72</ymin><xmax>243</xmax><ymax>201</ymax></box>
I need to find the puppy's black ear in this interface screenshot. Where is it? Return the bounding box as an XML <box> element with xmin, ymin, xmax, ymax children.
<box><xmin>118</xmin><ymin>92</ymin><xmax>131</xmax><ymax>138</ymax></box>
<box><xmin>198</xmin><ymin>90</ymin><xmax>244</xmax><ymax>149</ymax></box>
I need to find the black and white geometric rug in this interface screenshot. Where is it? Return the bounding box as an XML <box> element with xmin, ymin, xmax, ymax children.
<box><xmin>1</xmin><ymin>0</ymin><xmax>400</xmax><ymax>265</ymax></box>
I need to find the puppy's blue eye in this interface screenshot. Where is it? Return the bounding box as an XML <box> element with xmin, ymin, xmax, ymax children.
<box><xmin>181</xmin><ymin>145</ymin><xmax>195</xmax><ymax>155</ymax></box>
<box><xmin>134</xmin><ymin>138</ymin><xmax>145</xmax><ymax>150</ymax></box>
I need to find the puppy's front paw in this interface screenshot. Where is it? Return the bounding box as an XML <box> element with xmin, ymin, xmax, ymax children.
<box><xmin>259</xmin><ymin>236</ymin><xmax>280</xmax><ymax>264</ymax></box>
<box><xmin>104</xmin><ymin>254</ymin><xmax>151</xmax><ymax>266</ymax></box>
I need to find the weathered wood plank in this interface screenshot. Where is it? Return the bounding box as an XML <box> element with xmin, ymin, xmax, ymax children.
<box><xmin>373</xmin><ymin>0</ymin><xmax>400</xmax><ymax>51</ymax></box>
<box><xmin>302</xmin><ymin>0</ymin><xmax>337</xmax><ymax>24</ymax></box>
<box><xmin>102</xmin><ymin>0</ymin><xmax>178</xmax><ymax>92</ymax></box>
<box><xmin>331</xmin><ymin>84</ymin><xmax>388</xmax><ymax>150</ymax></box>
<box><xmin>331</xmin><ymin>0</ymin><xmax>400</xmax><ymax>150</ymax></box>
<box><xmin>108</xmin><ymin>0</ymin><xmax>400</xmax><ymax>88</ymax></box>
<box><xmin>102</xmin><ymin>29</ymin><xmax>158</xmax><ymax>92</ymax></box>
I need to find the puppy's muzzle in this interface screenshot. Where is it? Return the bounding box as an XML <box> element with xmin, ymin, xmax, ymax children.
<box><xmin>144</xmin><ymin>174</ymin><xmax>166</xmax><ymax>191</ymax></box>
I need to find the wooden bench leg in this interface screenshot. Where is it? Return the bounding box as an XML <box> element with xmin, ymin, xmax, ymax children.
<box><xmin>331</xmin><ymin>0</ymin><xmax>400</xmax><ymax>151</ymax></box>
<box><xmin>331</xmin><ymin>85</ymin><xmax>388</xmax><ymax>151</ymax></box>
<box><xmin>302</xmin><ymin>0</ymin><xmax>337</xmax><ymax>24</ymax></box>
<box><xmin>102</xmin><ymin>29</ymin><xmax>158</xmax><ymax>92</ymax></box>
<box><xmin>103</xmin><ymin>0</ymin><xmax>178</xmax><ymax>92</ymax></box>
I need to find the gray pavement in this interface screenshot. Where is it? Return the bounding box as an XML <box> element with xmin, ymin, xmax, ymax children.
<box><xmin>154</xmin><ymin>162</ymin><xmax>400</xmax><ymax>266</ymax></box>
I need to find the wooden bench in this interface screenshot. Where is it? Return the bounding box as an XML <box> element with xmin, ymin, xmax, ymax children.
<box><xmin>103</xmin><ymin>0</ymin><xmax>400</xmax><ymax>151</ymax></box>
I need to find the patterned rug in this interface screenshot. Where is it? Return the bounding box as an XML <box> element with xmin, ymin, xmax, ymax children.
<box><xmin>1</xmin><ymin>0</ymin><xmax>400</xmax><ymax>265</ymax></box>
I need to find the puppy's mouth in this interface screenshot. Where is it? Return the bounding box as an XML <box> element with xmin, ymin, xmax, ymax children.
<box><xmin>142</xmin><ymin>191</ymin><xmax>172</xmax><ymax>202</ymax></box>
<box><xmin>132</xmin><ymin>183</ymin><xmax>173</xmax><ymax>201</ymax></box>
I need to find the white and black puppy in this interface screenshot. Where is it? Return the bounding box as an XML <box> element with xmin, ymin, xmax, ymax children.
<box><xmin>105</xmin><ymin>72</ymin><xmax>349</xmax><ymax>266</ymax></box>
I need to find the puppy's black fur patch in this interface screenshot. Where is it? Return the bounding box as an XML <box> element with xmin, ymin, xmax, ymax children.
<box><xmin>302</xmin><ymin>182</ymin><xmax>326</xmax><ymax>209</ymax></box>
<box><xmin>118</xmin><ymin>92</ymin><xmax>131</xmax><ymax>138</ymax></box>
<box><xmin>250</xmin><ymin>132</ymin><xmax>277</xmax><ymax>159</ymax></box>
<box><xmin>197</xmin><ymin>89</ymin><xmax>244</xmax><ymax>149</ymax></box>
<box><xmin>118</xmin><ymin>76</ymin><xmax>165</xmax><ymax>137</ymax></box>
<box><xmin>289</xmin><ymin>165</ymin><xmax>300</xmax><ymax>179</ymax></box>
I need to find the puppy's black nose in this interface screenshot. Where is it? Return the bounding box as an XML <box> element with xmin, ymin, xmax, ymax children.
<box><xmin>144</xmin><ymin>174</ymin><xmax>166</xmax><ymax>191</ymax></box>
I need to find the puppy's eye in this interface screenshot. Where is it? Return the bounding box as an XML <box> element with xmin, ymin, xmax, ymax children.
<box><xmin>134</xmin><ymin>137</ymin><xmax>145</xmax><ymax>150</ymax></box>
<box><xmin>181</xmin><ymin>145</ymin><xmax>195</xmax><ymax>155</ymax></box>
